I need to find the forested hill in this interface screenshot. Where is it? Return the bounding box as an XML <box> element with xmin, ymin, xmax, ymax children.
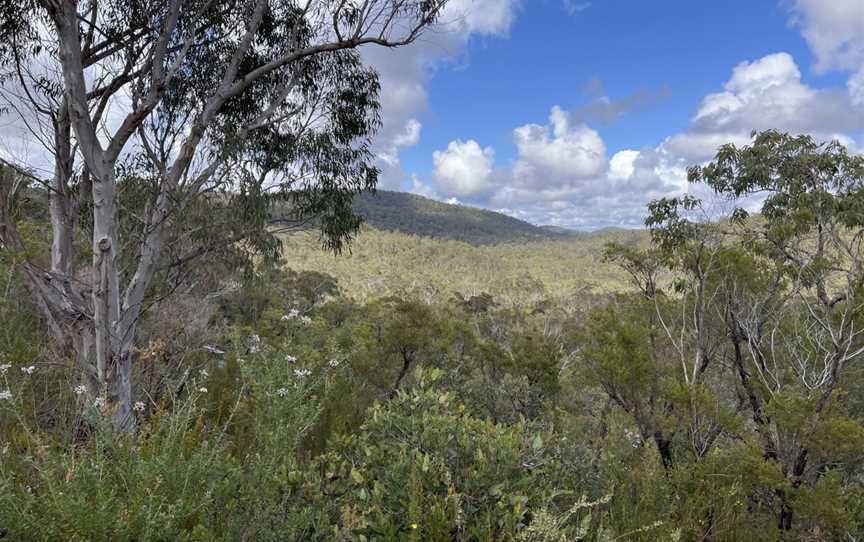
<box><xmin>351</xmin><ymin>190</ymin><xmax>575</xmax><ymax>244</ymax></box>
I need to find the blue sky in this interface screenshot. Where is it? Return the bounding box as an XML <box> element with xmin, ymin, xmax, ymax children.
<box><xmin>367</xmin><ymin>0</ymin><xmax>864</xmax><ymax>229</ymax></box>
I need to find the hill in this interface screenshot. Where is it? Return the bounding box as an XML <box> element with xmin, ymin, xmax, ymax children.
<box><xmin>351</xmin><ymin>190</ymin><xmax>574</xmax><ymax>245</ymax></box>
<box><xmin>279</xmin><ymin>190</ymin><xmax>650</xmax><ymax>301</ymax></box>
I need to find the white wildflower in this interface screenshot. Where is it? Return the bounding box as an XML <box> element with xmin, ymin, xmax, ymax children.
<box><xmin>275</xmin><ymin>387</ymin><xmax>290</xmax><ymax>397</ymax></box>
<box><xmin>200</xmin><ymin>369</ymin><xmax>209</xmax><ymax>379</ymax></box>
<box><xmin>285</xmin><ymin>355</ymin><xmax>297</xmax><ymax>364</ymax></box>
<box><xmin>293</xmin><ymin>368</ymin><xmax>312</xmax><ymax>379</ymax></box>
<box><xmin>0</xmin><ymin>364</ymin><xmax>10</xmax><ymax>375</ymax></box>
<box><xmin>198</xmin><ymin>387</ymin><xmax>208</xmax><ymax>394</ymax></box>
<box><xmin>0</xmin><ymin>390</ymin><xmax>12</xmax><ymax>401</ymax></box>
<box><xmin>328</xmin><ymin>358</ymin><xmax>340</xmax><ymax>368</ymax></box>
<box><xmin>299</xmin><ymin>316</ymin><xmax>312</xmax><ymax>326</ymax></box>
<box><xmin>74</xmin><ymin>385</ymin><xmax>87</xmax><ymax>396</ymax></box>
<box><xmin>133</xmin><ymin>401</ymin><xmax>146</xmax><ymax>412</ymax></box>
<box><xmin>93</xmin><ymin>396</ymin><xmax>107</xmax><ymax>409</ymax></box>
<box><xmin>21</xmin><ymin>365</ymin><xmax>36</xmax><ymax>375</ymax></box>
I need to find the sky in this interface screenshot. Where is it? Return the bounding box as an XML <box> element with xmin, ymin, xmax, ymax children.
<box><xmin>366</xmin><ymin>0</ymin><xmax>864</xmax><ymax>229</ymax></box>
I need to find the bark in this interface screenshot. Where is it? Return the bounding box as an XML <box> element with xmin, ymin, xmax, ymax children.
<box><xmin>654</xmin><ymin>432</ymin><xmax>674</xmax><ymax>470</ymax></box>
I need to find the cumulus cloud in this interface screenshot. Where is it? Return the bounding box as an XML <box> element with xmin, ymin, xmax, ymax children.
<box><xmin>512</xmin><ymin>106</ymin><xmax>607</xmax><ymax>184</ymax></box>
<box><xmin>433</xmin><ymin>139</ymin><xmax>496</xmax><ymax>197</ymax></box>
<box><xmin>787</xmin><ymin>0</ymin><xmax>864</xmax><ymax>73</ymax></box>
<box><xmin>665</xmin><ymin>52</ymin><xmax>861</xmax><ymax>161</ymax></box>
<box><xmin>418</xmin><ymin>51</ymin><xmax>861</xmax><ymax>230</ymax></box>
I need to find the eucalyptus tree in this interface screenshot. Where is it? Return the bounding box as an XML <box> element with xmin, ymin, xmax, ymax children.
<box><xmin>0</xmin><ymin>0</ymin><xmax>449</xmax><ymax>432</ymax></box>
<box><xmin>613</xmin><ymin>131</ymin><xmax>864</xmax><ymax>532</ymax></box>
<box><xmin>688</xmin><ymin>131</ymin><xmax>864</xmax><ymax>531</ymax></box>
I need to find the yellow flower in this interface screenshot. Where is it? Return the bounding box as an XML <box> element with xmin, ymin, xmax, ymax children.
<box><xmin>410</xmin><ymin>523</ymin><xmax>418</xmax><ymax>530</ymax></box>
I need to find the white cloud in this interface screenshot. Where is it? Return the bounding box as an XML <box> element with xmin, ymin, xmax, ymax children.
<box><xmin>785</xmin><ymin>0</ymin><xmax>864</xmax><ymax>119</ymax></box>
<box><xmin>787</xmin><ymin>0</ymin><xmax>864</xmax><ymax>73</ymax></box>
<box><xmin>666</xmin><ymin>52</ymin><xmax>861</xmax><ymax>161</ymax></box>
<box><xmin>850</xmin><ymin>70</ymin><xmax>864</xmax><ymax>109</ymax></box>
<box><xmin>376</xmin><ymin>118</ymin><xmax>423</xmax><ymax>189</ymax></box>
<box><xmin>512</xmin><ymin>106</ymin><xmax>607</xmax><ymax>184</ymax></box>
<box><xmin>433</xmin><ymin>139</ymin><xmax>496</xmax><ymax>197</ymax></box>
<box><xmin>445</xmin><ymin>0</ymin><xmax>520</xmax><ymax>35</ymax></box>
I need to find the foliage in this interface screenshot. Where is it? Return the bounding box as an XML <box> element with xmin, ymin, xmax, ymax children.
<box><xmin>0</xmin><ymin>130</ymin><xmax>863</xmax><ymax>540</ymax></box>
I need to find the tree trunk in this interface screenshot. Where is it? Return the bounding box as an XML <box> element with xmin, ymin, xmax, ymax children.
<box><xmin>49</xmin><ymin>102</ymin><xmax>75</xmax><ymax>278</ymax></box>
<box><xmin>90</xmin><ymin>163</ymin><xmax>137</xmax><ymax>433</ymax></box>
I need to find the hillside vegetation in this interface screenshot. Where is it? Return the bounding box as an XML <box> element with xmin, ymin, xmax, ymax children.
<box><xmin>350</xmin><ymin>190</ymin><xmax>577</xmax><ymax>244</ymax></box>
<box><xmin>281</xmin><ymin>225</ymin><xmax>650</xmax><ymax>301</ymax></box>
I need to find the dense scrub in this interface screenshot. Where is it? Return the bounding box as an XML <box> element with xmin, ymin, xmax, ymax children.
<box><xmin>2</xmin><ymin>132</ymin><xmax>863</xmax><ymax>540</ymax></box>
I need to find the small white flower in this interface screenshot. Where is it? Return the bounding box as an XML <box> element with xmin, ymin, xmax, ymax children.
<box><xmin>275</xmin><ymin>387</ymin><xmax>290</xmax><ymax>397</ymax></box>
<box><xmin>93</xmin><ymin>396</ymin><xmax>107</xmax><ymax>409</ymax></box>
<box><xmin>198</xmin><ymin>387</ymin><xmax>208</xmax><ymax>394</ymax></box>
<box><xmin>0</xmin><ymin>364</ymin><xmax>10</xmax><ymax>375</ymax></box>
<box><xmin>328</xmin><ymin>358</ymin><xmax>340</xmax><ymax>368</ymax></box>
<box><xmin>0</xmin><ymin>390</ymin><xmax>12</xmax><ymax>401</ymax></box>
<box><xmin>299</xmin><ymin>316</ymin><xmax>312</xmax><ymax>326</ymax></box>
<box><xmin>200</xmin><ymin>369</ymin><xmax>209</xmax><ymax>379</ymax></box>
<box><xmin>285</xmin><ymin>355</ymin><xmax>297</xmax><ymax>364</ymax></box>
<box><xmin>133</xmin><ymin>401</ymin><xmax>145</xmax><ymax>412</ymax></box>
<box><xmin>74</xmin><ymin>385</ymin><xmax>87</xmax><ymax>396</ymax></box>
<box><xmin>21</xmin><ymin>365</ymin><xmax>36</xmax><ymax>375</ymax></box>
<box><xmin>293</xmin><ymin>368</ymin><xmax>312</xmax><ymax>379</ymax></box>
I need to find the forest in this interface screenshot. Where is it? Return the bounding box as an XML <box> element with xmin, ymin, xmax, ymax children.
<box><xmin>1</xmin><ymin>0</ymin><xmax>863</xmax><ymax>541</ymax></box>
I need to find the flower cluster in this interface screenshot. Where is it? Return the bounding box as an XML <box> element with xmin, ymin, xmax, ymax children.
<box><xmin>285</xmin><ymin>355</ymin><xmax>297</xmax><ymax>364</ymax></box>
<box><xmin>623</xmin><ymin>429</ymin><xmax>643</xmax><ymax>448</ymax></box>
<box><xmin>20</xmin><ymin>366</ymin><xmax>36</xmax><ymax>375</ymax></box>
<box><xmin>281</xmin><ymin>309</ymin><xmax>312</xmax><ymax>326</ymax></box>
<box><xmin>280</xmin><ymin>308</ymin><xmax>300</xmax><ymax>321</ymax></box>
<box><xmin>293</xmin><ymin>368</ymin><xmax>312</xmax><ymax>379</ymax></box>
<box><xmin>275</xmin><ymin>387</ymin><xmax>290</xmax><ymax>397</ymax></box>
<box><xmin>328</xmin><ymin>358</ymin><xmax>340</xmax><ymax>368</ymax></box>
<box><xmin>133</xmin><ymin>401</ymin><xmax>146</xmax><ymax>412</ymax></box>
<box><xmin>0</xmin><ymin>390</ymin><xmax>11</xmax><ymax>401</ymax></box>
<box><xmin>74</xmin><ymin>385</ymin><xmax>87</xmax><ymax>396</ymax></box>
